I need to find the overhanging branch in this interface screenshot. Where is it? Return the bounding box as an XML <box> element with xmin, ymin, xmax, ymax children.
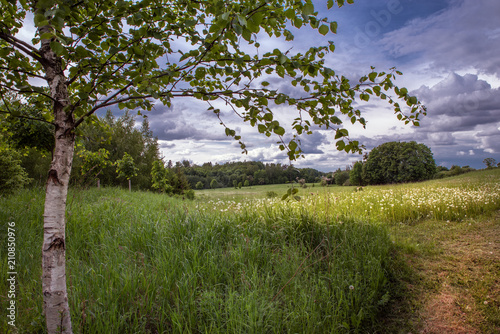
<box><xmin>0</xmin><ymin>31</ymin><xmax>43</xmax><ymax>62</ymax></box>
<box><xmin>0</xmin><ymin>110</ymin><xmax>55</xmax><ymax>126</ymax></box>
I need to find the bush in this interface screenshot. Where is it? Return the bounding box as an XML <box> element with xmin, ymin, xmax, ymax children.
<box><xmin>185</xmin><ymin>189</ymin><xmax>195</xmax><ymax>200</ymax></box>
<box><xmin>266</xmin><ymin>191</ymin><xmax>278</xmax><ymax>198</ymax></box>
<box><xmin>449</xmin><ymin>165</ymin><xmax>463</xmax><ymax>176</ymax></box>
<box><xmin>334</xmin><ymin>170</ymin><xmax>350</xmax><ymax>186</ymax></box>
<box><xmin>349</xmin><ymin>161</ymin><xmax>364</xmax><ymax>186</ymax></box>
<box><xmin>0</xmin><ymin>147</ymin><xmax>31</xmax><ymax>193</ymax></box>
<box><xmin>433</xmin><ymin>171</ymin><xmax>448</xmax><ymax>179</ymax></box>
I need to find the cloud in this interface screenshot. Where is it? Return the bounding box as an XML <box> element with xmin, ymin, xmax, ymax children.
<box><xmin>297</xmin><ymin>132</ymin><xmax>329</xmax><ymax>154</ymax></box>
<box><xmin>147</xmin><ymin>102</ymin><xmax>229</xmax><ymax>142</ymax></box>
<box><xmin>380</xmin><ymin>0</ymin><xmax>500</xmax><ymax>75</ymax></box>
<box><xmin>476</xmin><ymin>124</ymin><xmax>500</xmax><ymax>153</ymax></box>
<box><xmin>413</xmin><ymin>73</ymin><xmax>500</xmax><ymax>136</ymax></box>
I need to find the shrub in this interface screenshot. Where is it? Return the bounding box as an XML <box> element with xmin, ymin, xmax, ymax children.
<box><xmin>0</xmin><ymin>147</ymin><xmax>31</xmax><ymax>193</ymax></box>
<box><xmin>185</xmin><ymin>189</ymin><xmax>195</xmax><ymax>200</ymax></box>
<box><xmin>266</xmin><ymin>191</ymin><xmax>278</xmax><ymax>198</ymax></box>
<box><xmin>433</xmin><ymin>171</ymin><xmax>448</xmax><ymax>179</ymax></box>
<box><xmin>349</xmin><ymin>161</ymin><xmax>364</xmax><ymax>186</ymax></box>
<box><xmin>334</xmin><ymin>170</ymin><xmax>350</xmax><ymax>186</ymax></box>
<box><xmin>449</xmin><ymin>165</ymin><xmax>463</xmax><ymax>176</ymax></box>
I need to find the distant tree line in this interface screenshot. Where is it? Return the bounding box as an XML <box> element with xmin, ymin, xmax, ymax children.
<box><xmin>178</xmin><ymin>161</ymin><xmax>326</xmax><ymax>189</ymax></box>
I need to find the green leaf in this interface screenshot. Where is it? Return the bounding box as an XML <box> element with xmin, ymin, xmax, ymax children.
<box><xmin>318</xmin><ymin>25</ymin><xmax>329</xmax><ymax>36</ymax></box>
<box><xmin>274</xmin><ymin>126</ymin><xmax>285</xmax><ymax>136</ymax></box>
<box><xmin>258</xmin><ymin>124</ymin><xmax>266</xmax><ymax>133</ymax></box>
<box><xmin>285</xmin><ymin>8</ymin><xmax>295</xmax><ymax>20</ymax></box>
<box><xmin>368</xmin><ymin>72</ymin><xmax>377</xmax><ymax>82</ymax></box>
<box><xmin>34</xmin><ymin>13</ymin><xmax>48</xmax><ymax>27</ymax></box>
<box><xmin>50</xmin><ymin>41</ymin><xmax>64</xmax><ymax>56</ymax></box>
<box><xmin>289</xmin><ymin>140</ymin><xmax>298</xmax><ymax>151</ymax></box>
<box><xmin>302</xmin><ymin>3</ymin><xmax>314</xmax><ymax>16</ymax></box>
<box><xmin>327</xmin><ymin>0</ymin><xmax>334</xmax><ymax>9</ymax></box>
<box><xmin>336</xmin><ymin>140</ymin><xmax>345</xmax><ymax>151</ymax></box>
<box><xmin>294</xmin><ymin>18</ymin><xmax>303</xmax><ymax>28</ymax></box>
<box><xmin>330</xmin><ymin>22</ymin><xmax>338</xmax><ymax>34</ymax></box>
<box><xmin>237</xmin><ymin>15</ymin><xmax>247</xmax><ymax>27</ymax></box>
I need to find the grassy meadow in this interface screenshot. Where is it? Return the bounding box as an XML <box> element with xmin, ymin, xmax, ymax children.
<box><xmin>1</xmin><ymin>169</ymin><xmax>499</xmax><ymax>333</ymax></box>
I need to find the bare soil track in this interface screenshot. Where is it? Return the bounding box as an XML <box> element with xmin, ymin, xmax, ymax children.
<box><xmin>386</xmin><ymin>212</ymin><xmax>500</xmax><ymax>334</ymax></box>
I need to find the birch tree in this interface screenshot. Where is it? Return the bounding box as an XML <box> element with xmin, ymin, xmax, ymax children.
<box><xmin>0</xmin><ymin>0</ymin><xmax>425</xmax><ymax>332</ymax></box>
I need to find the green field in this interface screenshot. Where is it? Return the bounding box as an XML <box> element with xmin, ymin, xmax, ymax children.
<box><xmin>1</xmin><ymin>169</ymin><xmax>499</xmax><ymax>333</ymax></box>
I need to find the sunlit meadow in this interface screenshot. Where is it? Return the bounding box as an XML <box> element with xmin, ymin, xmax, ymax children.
<box><xmin>198</xmin><ymin>170</ymin><xmax>500</xmax><ymax>225</ymax></box>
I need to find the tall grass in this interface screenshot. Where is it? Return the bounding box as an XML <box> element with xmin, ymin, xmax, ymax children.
<box><xmin>2</xmin><ymin>187</ymin><xmax>393</xmax><ymax>333</ymax></box>
<box><xmin>1</xmin><ymin>169</ymin><xmax>498</xmax><ymax>333</ymax></box>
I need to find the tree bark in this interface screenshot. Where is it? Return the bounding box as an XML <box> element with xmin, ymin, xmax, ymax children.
<box><xmin>38</xmin><ymin>16</ymin><xmax>74</xmax><ymax>334</ymax></box>
<box><xmin>42</xmin><ymin>123</ymin><xmax>74</xmax><ymax>334</ymax></box>
<box><xmin>128</xmin><ymin>179</ymin><xmax>131</xmax><ymax>192</ymax></box>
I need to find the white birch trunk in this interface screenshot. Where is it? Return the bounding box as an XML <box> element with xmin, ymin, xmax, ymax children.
<box><xmin>42</xmin><ymin>128</ymin><xmax>74</xmax><ymax>334</ymax></box>
<box><xmin>38</xmin><ymin>15</ymin><xmax>74</xmax><ymax>334</ymax></box>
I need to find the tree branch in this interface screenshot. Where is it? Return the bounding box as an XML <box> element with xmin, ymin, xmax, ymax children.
<box><xmin>0</xmin><ymin>66</ymin><xmax>45</xmax><ymax>80</ymax></box>
<box><xmin>0</xmin><ymin>110</ymin><xmax>55</xmax><ymax>126</ymax></box>
<box><xmin>0</xmin><ymin>31</ymin><xmax>43</xmax><ymax>62</ymax></box>
<box><xmin>0</xmin><ymin>84</ymin><xmax>56</xmax><ymax>102</ymax></box>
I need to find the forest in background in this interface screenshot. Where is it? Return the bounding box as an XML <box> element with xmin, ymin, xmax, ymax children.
<box><xmin>1</xmin><ymin>110</ymin><xmax>328</xmax><ymax>193</ymax></box>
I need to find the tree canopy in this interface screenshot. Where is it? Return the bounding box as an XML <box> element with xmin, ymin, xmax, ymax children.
<box><xmin>1</xmin><ymin>0</ymin><xmax>425</xmax><ymax>158</ymax></box>
<box><xmin>362</xmin><ymin>141</ymin><xmax>436</xmax><ymax>185</ymax></box>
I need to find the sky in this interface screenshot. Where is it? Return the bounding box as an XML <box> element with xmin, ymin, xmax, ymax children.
<box><xmin>141</xmin><ymin>0</ymin><xmax>500</xmax><ymax>172</ymax></box>
<box><xmin>17</xmin><ymin>0</ymin><xmax>500</xmax><ymax>172</ymax></box>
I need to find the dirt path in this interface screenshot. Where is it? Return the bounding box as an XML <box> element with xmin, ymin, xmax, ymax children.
<box><xmin>382</xmin><ymin>211</ymin><xmax>500</xmax><ymax>334</ymax></box>
<box><xmin>415</xmin><ymin>214</ymin><xmax>499</xmax><ymax>333</ymax></box>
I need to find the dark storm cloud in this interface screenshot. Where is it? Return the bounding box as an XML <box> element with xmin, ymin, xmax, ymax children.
<box><xmin>146</xmin><ymin>103</ymin><xmax>229</xmax><ymax>142</ymax></box>
<box><xmin>380</xmin><ymin>1</ymin><xmax>500</xmax><ymax>75</ymax></box>
<box><xmin>413</xmin><ymin>73</ymin><xmax>500</xmax><ymax>134</ymax></box>
<box><xmin>415</xmin><ymin>73</ymin><xmax>500</xmax><ymax>116</ymax></box>
<box><xmin>298</xmin><ymin>131</ymin><xmax>329</xmax><ymax>154</ymax></box>
<box><xmin>160</xmin><ymin>142</ymin><xmax>176</xmax><ymax>149</ymax></box>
